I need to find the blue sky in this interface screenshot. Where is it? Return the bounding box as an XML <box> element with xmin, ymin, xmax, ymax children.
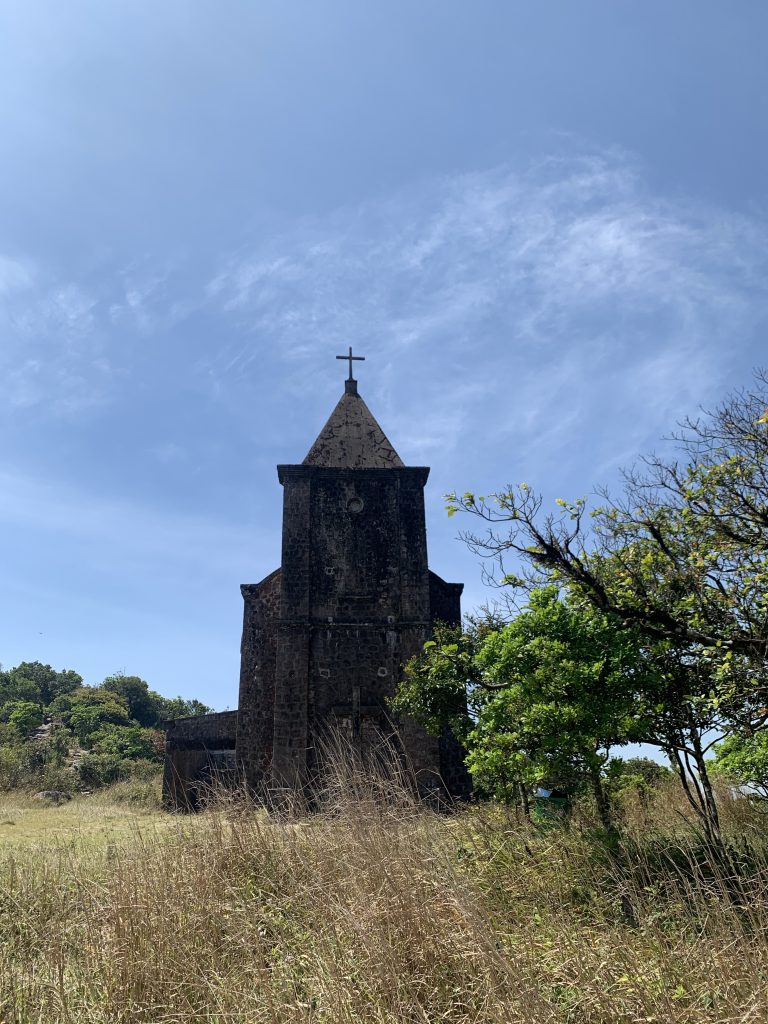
<box><xmin>1</xmin><ymin>1</ymin><xmax>767</xmax><ymax>711</ymax></box>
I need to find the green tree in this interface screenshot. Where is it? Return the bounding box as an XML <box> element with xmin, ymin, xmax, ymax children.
<box><xmin>101</xmin><ymin>674</ymin><xmax>163</xmax><ymax>727</ymax></box>
<box><xmin>396</xmin><ymin>590</ymin><xmax>737</xmax><ymax>845</ymax></box>
<box><xmin>52</xmin><ymin>688</ymin><xmax>131</xmax><ymax>745</ymax></box>
<box><xmin>442</xmin><ymin>372</ymin><xmax>768</xmax><ymax>846</ymax></box>
<box><xmin>5</xmin><ymin>700</ymin><xmax>44</xmax><ymax>738</ymax></box>
<box><xmin>44</xmin><ymin>725</ymin><xmax>73</xmax><ymax>768</ymax></box>
<box><xmin>76</xmin><ymin>724</ymin><xmax>163</xmax><ymax>788</ymax></box>
<box><xmin>711</xmin><ymin>732</ymin><xmax>768</xmax><ymax>799</ymax></box>
<box><xmin>0</xmin><ymin>669</ymin><xmax>38</xmax><ymax>707</ymax></box>
<box><xmin>1</xmin><ymin>662</ymin><xmax>82</xmax><ymax>709</ymax></box>
<box><xmin>157</xmin><ymin>696</ymin><xmax>214</xmax><ymax>720</ymax></box>
<box><xmin>391</xmin><ymin>621</ymin><xmax>479</xmax><ymax>742</ymax></box>
<box><xmin>0</xmin><ymin>722</ymin><xmax>21</xmax><ymax>749</ymax></box>
<box><xmin>447</xmin><ymin>371</ymin><xmax>768</xmax><ymax>669</ymax></box>
<box><xmin>0</xmin><ymin>657</ymin><xmax>213</xmax><ymax>792</ymax></box>
<box><xmin>604</xmin><ymin>756</ymin><xmax>672</xmax><ymax>804</ymax></box>
<box><xmin>100</xmin><ymin>674</ymin><xmax>214</xmax><ymax>726</ymax></box>
<box><xmin>476</xmin><ymin>590</ymin><xmax>655</xmax><ymax>830</ymax></box>
<box><xmin>90</xmin><ymin>723</ymin><xmax>163</xmax><ymax>761</ymax></box>
<box><xmin>394</xmin><ymin>589</ymin><xmax>653</xmax><ymax>830</ymax></box>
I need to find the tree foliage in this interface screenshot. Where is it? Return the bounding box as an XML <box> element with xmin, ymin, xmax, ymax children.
<box><xmin>472</xmin><ymin>590</ymin><xmax>655</xmax><ymax>827</ymax></box>
<box><xmin>396</xmin><ymin>588</ymin><xmax>668</xmax><ymax>828</ymax></box>
<box><xmin>102</xmin><ymin>674</ymin><xmax>165</xmax><ymax>727</ymax></box>
<box><xmin>0</xmin><ymin>661</ymin><xmax>82</xmax><ymax>708</ymax></box>
<box><xmin>62</xmin><ymin>690</ymin><xmax>132</xmax><ymax>745</ymax></box>
<box><xmin>102</xmin><ymin>673</ymin><xmax>214</xmax><ymax>726</ymax></box>
<box><xmin>711</xmin><ymin>732</ymin><xmax>768</xmax><ymax>799</ymax></box>
<box><xmin>0</xmin><ymin>658</ymin><xmax>213</xmax><ymax>791</ymax></box>
<box><xmin>604</xmin><ymin>756</ymin><xmax>672</xmax><ymax>802</ymax></box>
<box><xmin>5</xmin><ymin>700</ymin><xmax>44</xmax><ymax>738</ymax></box>
<box><xmin>399</xmin><ymin>371</ymin><xmax>768</xmax><ymax>845</ymax></box>
<box><xmin>446</xmin><ymin>371</ymin><xmax>768</xmax><ymax>671</ymax></box>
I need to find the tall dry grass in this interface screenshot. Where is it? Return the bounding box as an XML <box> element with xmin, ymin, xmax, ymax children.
<box><xmin>1</xmin><ymin>755</ymin><xmax>767</xmax><ymax>1023</ymax></box>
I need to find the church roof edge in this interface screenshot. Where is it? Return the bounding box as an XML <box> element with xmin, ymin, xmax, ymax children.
<box><xmin>277</xmin><ymin>464</ymin><xmax>430</xmax><ymax>484</ymax></box>
<box><xmin>300</xmin><ymin>387</ymin><xmax>406</xmax><ymax>470</ymax></box>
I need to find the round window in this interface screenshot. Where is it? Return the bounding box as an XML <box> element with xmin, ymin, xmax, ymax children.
<box><xmin>347</xmin><ymin>496</ymin><xmax>364</xmax><ymax>514</ymax></box>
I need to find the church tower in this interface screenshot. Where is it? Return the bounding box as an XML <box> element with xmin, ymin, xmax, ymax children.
<box><xmin>163</xmin><ymin>353</ymin><xmax>468</xmax><ymax>807</ymax></box>
<box><xmin>236</xmin><ymin>352</ymin><xmax>467</xmax><ymax>795</ymax></box>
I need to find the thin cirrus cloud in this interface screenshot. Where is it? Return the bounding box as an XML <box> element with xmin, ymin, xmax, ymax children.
<box><xmin>202</xmin><ymin>154</ymin><xmax>765</xmax><ymax>368</ymax></box>
<box><xmin>205</xmin><ymin>153</ymin><xmax>764</xmax><ymax>349</ymax></box>
<box><xmin>1</xmin><ymin>147</ymin><xmax>766</xmax><ymax>705</ymax></box>
<box><xmin>2</xmin><ymin>150</ymin><xmax>766</xmax><ymax>467</ymax></box>
<box><xmin>1</xmin><ymin>258</ymin><xmax>108</xmax><ymax>415</ymax></box>
<box><xmin>198</xmin><ymin>152</ymin><xmax>767</xmax><ymax>473</ymax></box>
<box><xmin>0</xmin><ymin>467</ymin><xmax>263</xmax><ymax>578</ymax></box>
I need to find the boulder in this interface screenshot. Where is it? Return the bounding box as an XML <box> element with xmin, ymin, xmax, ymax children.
<box><xmin>33</xmin><ymin>790</ymin><xmax>73</xmax><ymax>803</ymax></box>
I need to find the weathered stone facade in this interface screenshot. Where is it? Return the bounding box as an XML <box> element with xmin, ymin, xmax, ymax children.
<box><xmin>164</xmin><ymin>377</ymin><xmax>470</xmax><ymax>807</ymax></box>
<box><xmin>162</xmin><ymin>710</ymin><xmax>238</xmax><ymax>810</ymax></box>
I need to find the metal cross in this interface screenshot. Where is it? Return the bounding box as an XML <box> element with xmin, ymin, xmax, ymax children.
<box><xmin>336</xmin><ymin>346</ymin><xmax>365</xmax><ymax>381</ymax></box>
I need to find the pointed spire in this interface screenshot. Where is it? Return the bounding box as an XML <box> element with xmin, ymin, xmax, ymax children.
<box><xmin>303</xmin><ymin>387</ymin><xmax>405</xmax><ymax>468</ymax></box>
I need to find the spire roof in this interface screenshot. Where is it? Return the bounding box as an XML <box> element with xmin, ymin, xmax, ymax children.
<box><xmin>302</xmin><ymin>381</ymin><xmax>405</xmax><ymax>468</ymax></box>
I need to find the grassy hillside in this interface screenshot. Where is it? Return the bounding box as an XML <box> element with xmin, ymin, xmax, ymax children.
<box><xmin>1</xmin><ymin>770</ymin><xmax>767</xmax><ymax>1023</ymax></box>
<box><xmin>0</xmin><ymin>779</ymin><xmax>165</xmax><ymax>851</ymax></box>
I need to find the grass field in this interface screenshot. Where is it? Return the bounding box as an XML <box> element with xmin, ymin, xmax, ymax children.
<box><xmin>1</xmin><ymin>771</ymin><xmax>767</xmax><ymax>1023</ymax></box>
<box><xmin>0</xmin><ymin>787</ymin><xmax>167</xmax><ymax>851</ymax></box>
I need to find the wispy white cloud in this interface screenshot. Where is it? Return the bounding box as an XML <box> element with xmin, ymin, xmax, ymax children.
<box><xmin>107</xmin><ymin>256</ymin><xmax>197</xmax><ymax>335</ymax></box>
<box><xmin>2</xmin><ymin>151</ymin><xmax>766</xmax><ymax>474</ymax></box>
<box><xmin>206</xmin><ymin>155</ymin><xmax>766</xmax><ymax>366</ymax></box>
<box><xmin>0</xmin><ymin>254</ymin><xmax>35</xmax><ymax>296</ymax></box>
<box><xmin>0</xmin><ymin>467</ymin><xmax>271</xmax><ymax>577</ymax></box>
<box><xmin>0</xmin><ymin>254</ymin><xmax>193</xmax><ymax>418</ymax></box>
<box><xmin>0</xmin><ymin>257</ymin><xmax>110</xmax><ymax>415</ymax></box>
<box><xmin>199</xmin><ymin>151</ymin><xmax>767</xmax><ymax>472</ymax></box>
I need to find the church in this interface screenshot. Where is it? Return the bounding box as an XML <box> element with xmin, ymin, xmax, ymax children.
<box><xmin>163</xmin><ymin>352</ymin><xmax>469</xmax><ymax>808</ymax></box>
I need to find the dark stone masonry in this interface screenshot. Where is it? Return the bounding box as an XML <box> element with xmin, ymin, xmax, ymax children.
<box><xmin>163</xmin><ymin>370</ymin><xmax>470</xmax><ymax>808</ymax></box>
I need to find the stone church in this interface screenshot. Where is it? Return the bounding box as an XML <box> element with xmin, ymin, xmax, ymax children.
<box><xmin>163</xmin><ymin>353</ymin><xmax>469</xmax><ymax>808</ymax></box>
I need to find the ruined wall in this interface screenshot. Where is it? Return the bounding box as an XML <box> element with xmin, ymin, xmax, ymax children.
<box><xmin>235</xmin><ymin>569</ymin><xmax>281</xmax><ymax>790</ymax></box>
<box><xmin>270</xmin><ymin>470</ymin><xmax>312</xmax><ymax>788</ymax></box>
<box><xmin>163</xmin><ymin>710</ymin><xmax>238</xmax><ymax>810</ymax></box>
<box><xmin>428</xmin><ymin>573</ymin><xmax>472</xmax><ymax>797</ymax></box>
<box><xmin>429</xmin><ymin>571</ymin><xmax>463</xmax><ymax>626</ymax></box>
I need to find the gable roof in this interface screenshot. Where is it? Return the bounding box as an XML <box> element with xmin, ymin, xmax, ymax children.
<box><xmin>302</xmin><ymin>384</ymin><xmax>404</xmax><ymax>468</ymax></box>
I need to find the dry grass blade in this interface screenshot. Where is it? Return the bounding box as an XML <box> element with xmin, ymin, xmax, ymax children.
<box><xmin>0</xmin><ymin>760</ymin><xmax>767</xmax><ymax>1022</ymax></box>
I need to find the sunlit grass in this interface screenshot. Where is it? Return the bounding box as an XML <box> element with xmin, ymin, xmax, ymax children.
<box><xmin>1</xmin><ymin>766</ymin><xmax>767</xmax><ymax>1023</ymax></box>
<box><xmin>0</xmin><ymin>777</ymin><xmax>167</xmax><ymax>851</ymax></box>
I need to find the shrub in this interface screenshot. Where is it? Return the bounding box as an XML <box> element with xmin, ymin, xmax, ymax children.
<box><xmin>4</xmin><ymin>701</ymin><xmax>43</xmax><ymax>738</ymax></box>
<box><xmin>0</xmin><ymin>745</ymin><xmax>27</xmax><ymax>790</ymax></box>
<box><xmin>89</xmin><ymin>772</ymin><xmax>164</xmax><ymax>809</ymax></box>
<box><xmin>76</xmin><ymin>753</ymin><xmax>161</xmax><ymax>789</ymax></box>
<box><xmin>50</xmin><ymin>688</ymin><xmax>131</xmax><ymax>744</ymax></box>
<box><xmin>90</xmin><ymin>724</ymin><xmax>162</xmax><ymax>762</ymax></box>
<box><xmin>711</xmin><ymin>731</ymin><xmax>768</xmax><ymax>799</ymax></box>
<box><xmin>605</xmin><ymin>756</ymin><xmax>673</xmax><ymax>804</ymax></box>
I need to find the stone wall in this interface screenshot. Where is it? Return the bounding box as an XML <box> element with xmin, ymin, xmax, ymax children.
<box><xmin>271</xmin><ymin>464</ymin><xmax>437</xmax><ymax>790</ymax></box>
<box><xmin>162</xmin><ymin>710</ymin><xmax>238</xmax><ymax>809</ymax></box>
<box><xmin>235</xmin><ymin>569</ymin><xmax>281</xmax><ymax>790</ymax></box>
<box><xmin>429</xmin><ymin>571</ymin><xmax>463</xmax><ymax>626</ymax></box>
<box><xmin>165</xmin><ymin>390</ymin><xmax>470</xmax><ymax>808</ymax></box>
<box><xmin>429</xmin><ymin>572</ymin><xmax>472</xmax><ymax>797</ymax></box>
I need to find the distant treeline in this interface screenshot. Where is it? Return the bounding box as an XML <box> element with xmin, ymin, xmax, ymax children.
<box><xmin>0</xmin><ymin>661</ymin><xmax>213</xmax><ymax>791</ymax></box>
